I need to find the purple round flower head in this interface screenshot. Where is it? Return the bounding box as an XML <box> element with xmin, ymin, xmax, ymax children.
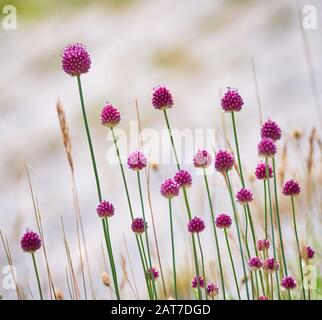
<box><xmin>61</xmin><ymin>43</ymin><xmax>91</xmax><ymax>76</ymax></box>
<box><xmin>257</xmin><ymin>239</ymin><xmax>270</xmax><ymax>252</ymax></box>
<box><xmin>282</xmin><ymin>179</ymin><xmax>301</xmax><ymax>196</ymax></box>
<box><xmin>248</xmin><ymin>257</ymin><xmax>263</xmax><ymax>271</ymax></box>
<box><xmin>174</xmin><ymin>170</ymin><xmax>192</xmax><ymax>188</ymax></box>
<box><xmin>261</xmin><ymin>119</ymin><xmax>282</xmax><ymax>141</ymax></box>
<box><xmin>131</xmin><ymin>217</ymin><xmax>147</xmax><ymax>234</ymax></box>
<box><xmin>215</xmin><ymin>213</ymin><xmax>232</xmax><ymax>229</ymax></box>
<box><xmin>187</xmin><ymin>217</ymin><xmax>205</xmax><ymax>233</ymax></box>
<box><xmin>206</xmin><ymin>283</ymin><xmax>220</xmax><ymax>298</ymax></box>
<box><xmin>281</xmin><ymin>276</ymin><xmax>297</xmax><ymax>290</ymax></box>
<box><xmin>160</xmin><ymin>179</ymin><xmax>180</xmax><ymax>199</ymax></box>
<box><xmin>146</xmin><ymin>267</ymin><xmax>159</xmax><ymax>281</ymax></box>
<box><xmin>193</xmin><ymin>150</ymin><xmax>212</xmax><ymax>168</ymax></box>
<box><xmin>214</xmin><ymin>150</ymin><xmax>234</xmax><ymax>172</ymax></box>
<box><xmin>127</xmin><ymin>150</ymin><xmax>147</xmax><ymax>171</ymax></box>
<box><xmin>191</xmin><ymin>276</ymin><xmax>205</xmax><ymax>289</ymax></box>
<box><xmin>301</xmin><ymin>246</ymin><xmax>315</xmax><ymax>260</ymax></box>
<box><xmin>263</xmin><ymin>258</ymin><xmax>279</xmax><ymax>274</ymax></box>
<box><xmin>258</xmin><ymin>138</ymin><xmax>277</xmax><ymax>158</ymax></box>
<box><xmin>152</xmin><ymin>85</ymin><xmax>174</xmax><ymax>110</ymax></box>
<box><xmin>96</xmin><ymin>200</ymin><xmax>115</xmax><ymax>218</ymax></box>
<box><xmin>258</xmin><ymin>296</ymin><xmax>269</xmax><ymax>300</ymax></box>
<box><xmin>255</xmin><ymin>162</ymin><xmax>273</xmax><ymax>180</ymax></box>
<box><xmin>20</xmin><ymin>229</ymin><xmax>41</xmax><ymax>253</ymax></box>
<box><xmin>236</xmin><ymin>188</ymin><xmax>253</xmax><ymax>205</ymax></box>
<box><xmin>100</xmin><ymin>104</ymin><xmax>121</xmax><ymax>128</ymax></box>
<box><xmin>220</xmin><ymin>87</ymin><xmax>244</xmax><ymax>112</ymax></box>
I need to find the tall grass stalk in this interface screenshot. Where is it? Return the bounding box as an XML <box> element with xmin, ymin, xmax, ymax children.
<box><xmin>169</xmin><ymin>199</ymin><xmax>178</xmax><ymax>299</ymax></box>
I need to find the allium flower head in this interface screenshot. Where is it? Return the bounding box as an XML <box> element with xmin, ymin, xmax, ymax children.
<box><xmin>21</xmin><ymin>229</ymin><xmax>41</xmax><ymax>253</ymax></box>
<box><xmin>127</xmin><ymin>150</ymin><xmax>147</xmax><ymax>171</ymax></box>
<box><xmin>188</xmin><ymin>217</ymin><xmax>205</xmax><ymax>233</ymax></box>
<box><xmin>255</xmin><ymin>162</ymin><xmax>273</xmax><ymax>180</ymax></box>
<box><xmin>146</xmin><ymin>267</ymin><xmax>159</xmax><ymax>281</ymax></box>
<box><xmin>301</xmin><ymin>246</ymin><xmax>315</xmax><ymax>260</ymax></box>
<box><xmin>236</xmin><ymin>188</ymin><xmax>253</xmax><ymax>205</ymax></box>
<box><xmin>215</xmin><ymin>214</ymin><xmax>232</xmax><ymax>229</ymax></box>
<box><xmin>62</xmin><ymin>43</ymin><xmax>91</xmax><ymax>76</ymax></box>
<box><xmin>263</xmin><ymin>258</ymin><xmax>279</xmax><ymax>274</ymax></box>
<box><xmin>258</xmin><ymin>138</ymin><xmax>277</xmax><ymax>158</ymax></box>
<box><xmin>282</xmin><ymin>179</ymin><xmax>301</xmax><ymax>196</ymax></box>
<box><xmin>191</xmin><ymin>276</ymin><xmax>205</xmax><ymax>289</ymax></box>
<box><xmin>220</xmin><ymin>88</ymin><xmax>244</xmax><ymax>112</ymax></box>
<box><xmin>257</xmin><ymin>239</ymin><xmax>270</xmax><ymax>251</ymax></box>
<box><xmin>131</xmin><ymin>217</ymin><xmax>147</xmax><ymax>234</ymax></box>
<box><xmin>193</xmin><ymin>150</ymin><xmax>212</xmax><ymax>168</ymax></box>
<box><xmin>174</xmin><ymin>170</ymin><xmax>192</xmax><ymax>188</ymax></box>
<box><xmin>206</xmin><ymin>283</ymin><xmax>220</xmax><ymax>298</ymax></box>
<box><xmin>258</xmin><ymin>296</ymin><xmax>269</xmax><ymax>300</ymax></box>
<box><xmin>261</xmin><ymin>119</ymin><xmax>282</xmax><ymax>141</ymax></box>
<box><xmin>152</xmin><ymin>85</ymin><xmax>174</xmax><ymax>110</ymax></box>
<box><xmin>100</xmin><ymin>104</ymin><xmax>121</xmax><ymax>128</ymax></box>
<box><xmin>214</xmin><ymin>150</ymin><xmax>234</xmax><ymax>172</ymax></box>
<box><xmin>248</xmin><ymin>257</ymin><xmax>263</xmax><ymax>271</ymax></box>
<box><xmin>281</xmin><ymin>276</ymin><xmax>297</xmax><ymax>290</ymax></box>
<box><xmin>160</xmin><ymin>179</ymin><xmax>180</xmax><ymax>199</ymax></box>
<box><xmin>96</xmin><ymin>200</ymin><xmax>115</xmax><ymax>218</ymax></box>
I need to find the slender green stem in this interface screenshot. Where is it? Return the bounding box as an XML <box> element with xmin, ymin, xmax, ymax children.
<box><xmin>197</xmin><ymin>233</ymin><xmax>207</xmax><ymax>300</ymax></box>
<box><xmin>224</xmin><ymin>229</ymin><xmax>241</xmax><ymax>300</ymax></box>
<box><xmin>31</xmin><ymin>253</ymin><xmax>43</xmax><ymax>300</ymax></box>
<box><xmin>76</xmin><ymin>75</ymin><xmax>120</xmax><ymax>299</ymax></box>
<box><xmin>137</xmin><ymin>171</ymin><xmax>158</xmax><ymax>299</ymax></box>
<box><xmin>169</xmin><ymin>199</ymin><xmax>178</xmax><ymax>299</ymax></box>
<box><xmin>203</xmin><ymin>170</ymin><xmax>226</xmax><ymax>299</ymax></box>
<box><xmin>264</xmin><ymin>180</ymin><xmax>268</xmax><ymax>239</ymax></box>
<box><xmin>139</xmin><ymin>235</ymin><xmax>153</xmax><ymax>299</ymax></box>
<box><xmin>265</xmin><ymin>157</ymin><xmax>281</xmax><ymax>300</ymax></box>
<box><xmin>226</xmin><ymin>171</ymin><xmax>250</xmax><ymax>300</ymax></box>
<box><xmin>291</xmin><ymin>196</ymin><xmax>306</xmax><ymax>300</ymax></box>
<box><xmin>255</xmin><ymin>271</ymin><xmax>259</xmax><ymax>299</ymax></box>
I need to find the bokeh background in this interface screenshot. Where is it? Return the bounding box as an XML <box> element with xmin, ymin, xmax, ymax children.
<box><xmin>0</xmin><ymin>0</ymin><xmax>321</xmax><ymax>299</ymax></box>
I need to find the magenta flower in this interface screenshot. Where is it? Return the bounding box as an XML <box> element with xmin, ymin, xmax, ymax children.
<box><xmin>258</xmin><ymin>138</ymin><xmax>277</xmax><ymax>158</ymax></box>
<box><xmin>191</xmin><ymin>275</ymin><xmax>205</xmax><ymax>289</ymax></box>
<box><xmin>152</xmin><ymin>85</ymin><xmax>174</xmax><ymax>110</ymax></box>
<box><xmin>61</xmin><ymin>43</ymin><xmax>91</xmax><ymax>76</ymax></box>
<box><xmin>263</xmin><ymin>258</ymin><xmax>279</xmax><ymax>274</ymax></box>
<box><xmin>258</xmin><ymin>296</ymin><xmax>269</xmax><ymax>300</ymax></box>
<box><xmin>193</xmin><ymin>150</ymin><xmax>212</xmax><ymax>168</ymax></box>
<box><xmin>174</xmin><ymin>169</ymin><xmax>192</xmax><ymax>188</ymax></box>
<box><xmin>257</xmin><ymin>239</ymin><xmax>270</xmax><ymax>252</ymax></box>
<box><xmin>131</xmin><ymin>217</ymin><xmax>147</xmax><ymax>234</ymax></box>
<box><xmin>146</xmin><ymin>267</ymin><xmax>159</xmax><ymax>281</ymax></box>
<box><xmin>21</xmin><ymin>229</ymin><xmax>41</xmax><ymax>253</ymax></box>
<box><xmin>301</xmin><ymin>246</ymin><xmax>315</xmax><ymax>260</ymax></box>
<box><xmin>261</xmin><ymin>119</ymin><xmax>282</xmax><ymax>141</ymax></box>
<box><xmin>220</xmin><ymin>88</ymin><xmax>244</xmax><ymax>112</ymax></box>
<box><xmin>215</xmin><ymin>213</ymin><xmax>232</xmax><ymax>229</ymax></box>
<box><xmin>188</xmin><ymin>217</ymin><xmax>205</xmax><ymax>233</ymax></box>
<box><xmin>214</xmin><ymin>150</ymin><xmax>234</xmax><ymax>173</ymax></box>
<box><xmin>96</xmin><ymin>200</ymin><xmax>115</xmax><ymax>218</ymax></box>
<box><xmin>281</xmin><ymin>276</ymin><xmax>297</xmax><ymax>290</ymax></box>
<box><xmin>255</xmin><ymin>162</ymin><xmax>273</xmax><ymax>180</ymax></box>
<box><xmin>236</xmin><ymin>188</ymin><xmax>253</xmax><ymax>205</ymax></box>
<box><xmin>100</xmin><ymin>103</ymin><xmax>121</xmax><ymax>128</ymax></box>
<box><xmin>206</xmin><ymin>282</ymin><xmax>220</xmax><ymax>298</ymax></box>
<box><xmin>127</xmin><ymin>150</ymin><xmax>147</xmax><ymax>171</ymax></box>
<box><xmin>282</xmin><ymin>179</ymin><xmax>301</xmax><ymax>196</ymax></box>
<box><xmin>248</xmin><ymin>257</ymin><xmax>263</xmax><ymax>271</ymax></box>
<box><xmin>160</xmin><ymin>179</ymin><xmax>180</xmax><ymax>199</ymax></box>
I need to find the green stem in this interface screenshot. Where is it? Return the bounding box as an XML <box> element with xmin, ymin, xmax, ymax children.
<box><xmin>169</xmin><ymin>199</ymin><xmax>178</xmax><ymax>299</ymax></box>
<box><xmin>76</xmin><ymin>75</ymin><xmax>120</xmax><ymax>299</ymax></box>
<box><xmin>226</xmin><ymin>171</ymin><xmax>250</xmax><ymax>300</ymax></box>
<box><xmin>203</xmin><ymin>170</ymin><xmax>226</xmax><ymax>299</ymax></box>
<box><xmin>197</xmin><ymin>233</ymin><xmax>208</xmax><ymax>300</ymax></box>
<box><xmin>291</xmin><ymin>196</ymin><xmax>306</xmax><ymax>300</ymax></box>
<box><xmin>31</xmin><ymin>253</ymin><xmax>43</xmax><ymax>300</ymax></box>
<box><xmin>265</xmin><ymin>157</ymin><xmax>281</xmax><ymax>300</ymax></box>
<box><xmin>137</xmin><ymin>171</ymin><xmax>158</xmax><ymax>299</ymax></box>
<box><xmin>139</xmin><ymin>235</ymin><xmax>153</xmax><ymax>299</ymax></box>
<box><xmin>264</xmin><ymin>180</ymin><xmax>268</xmax><ymax>239</ymax></box>
<box><xmin>224</xmin><ymin>229</ymin><xmax>241</xmax><ymax>300</ymax></box>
